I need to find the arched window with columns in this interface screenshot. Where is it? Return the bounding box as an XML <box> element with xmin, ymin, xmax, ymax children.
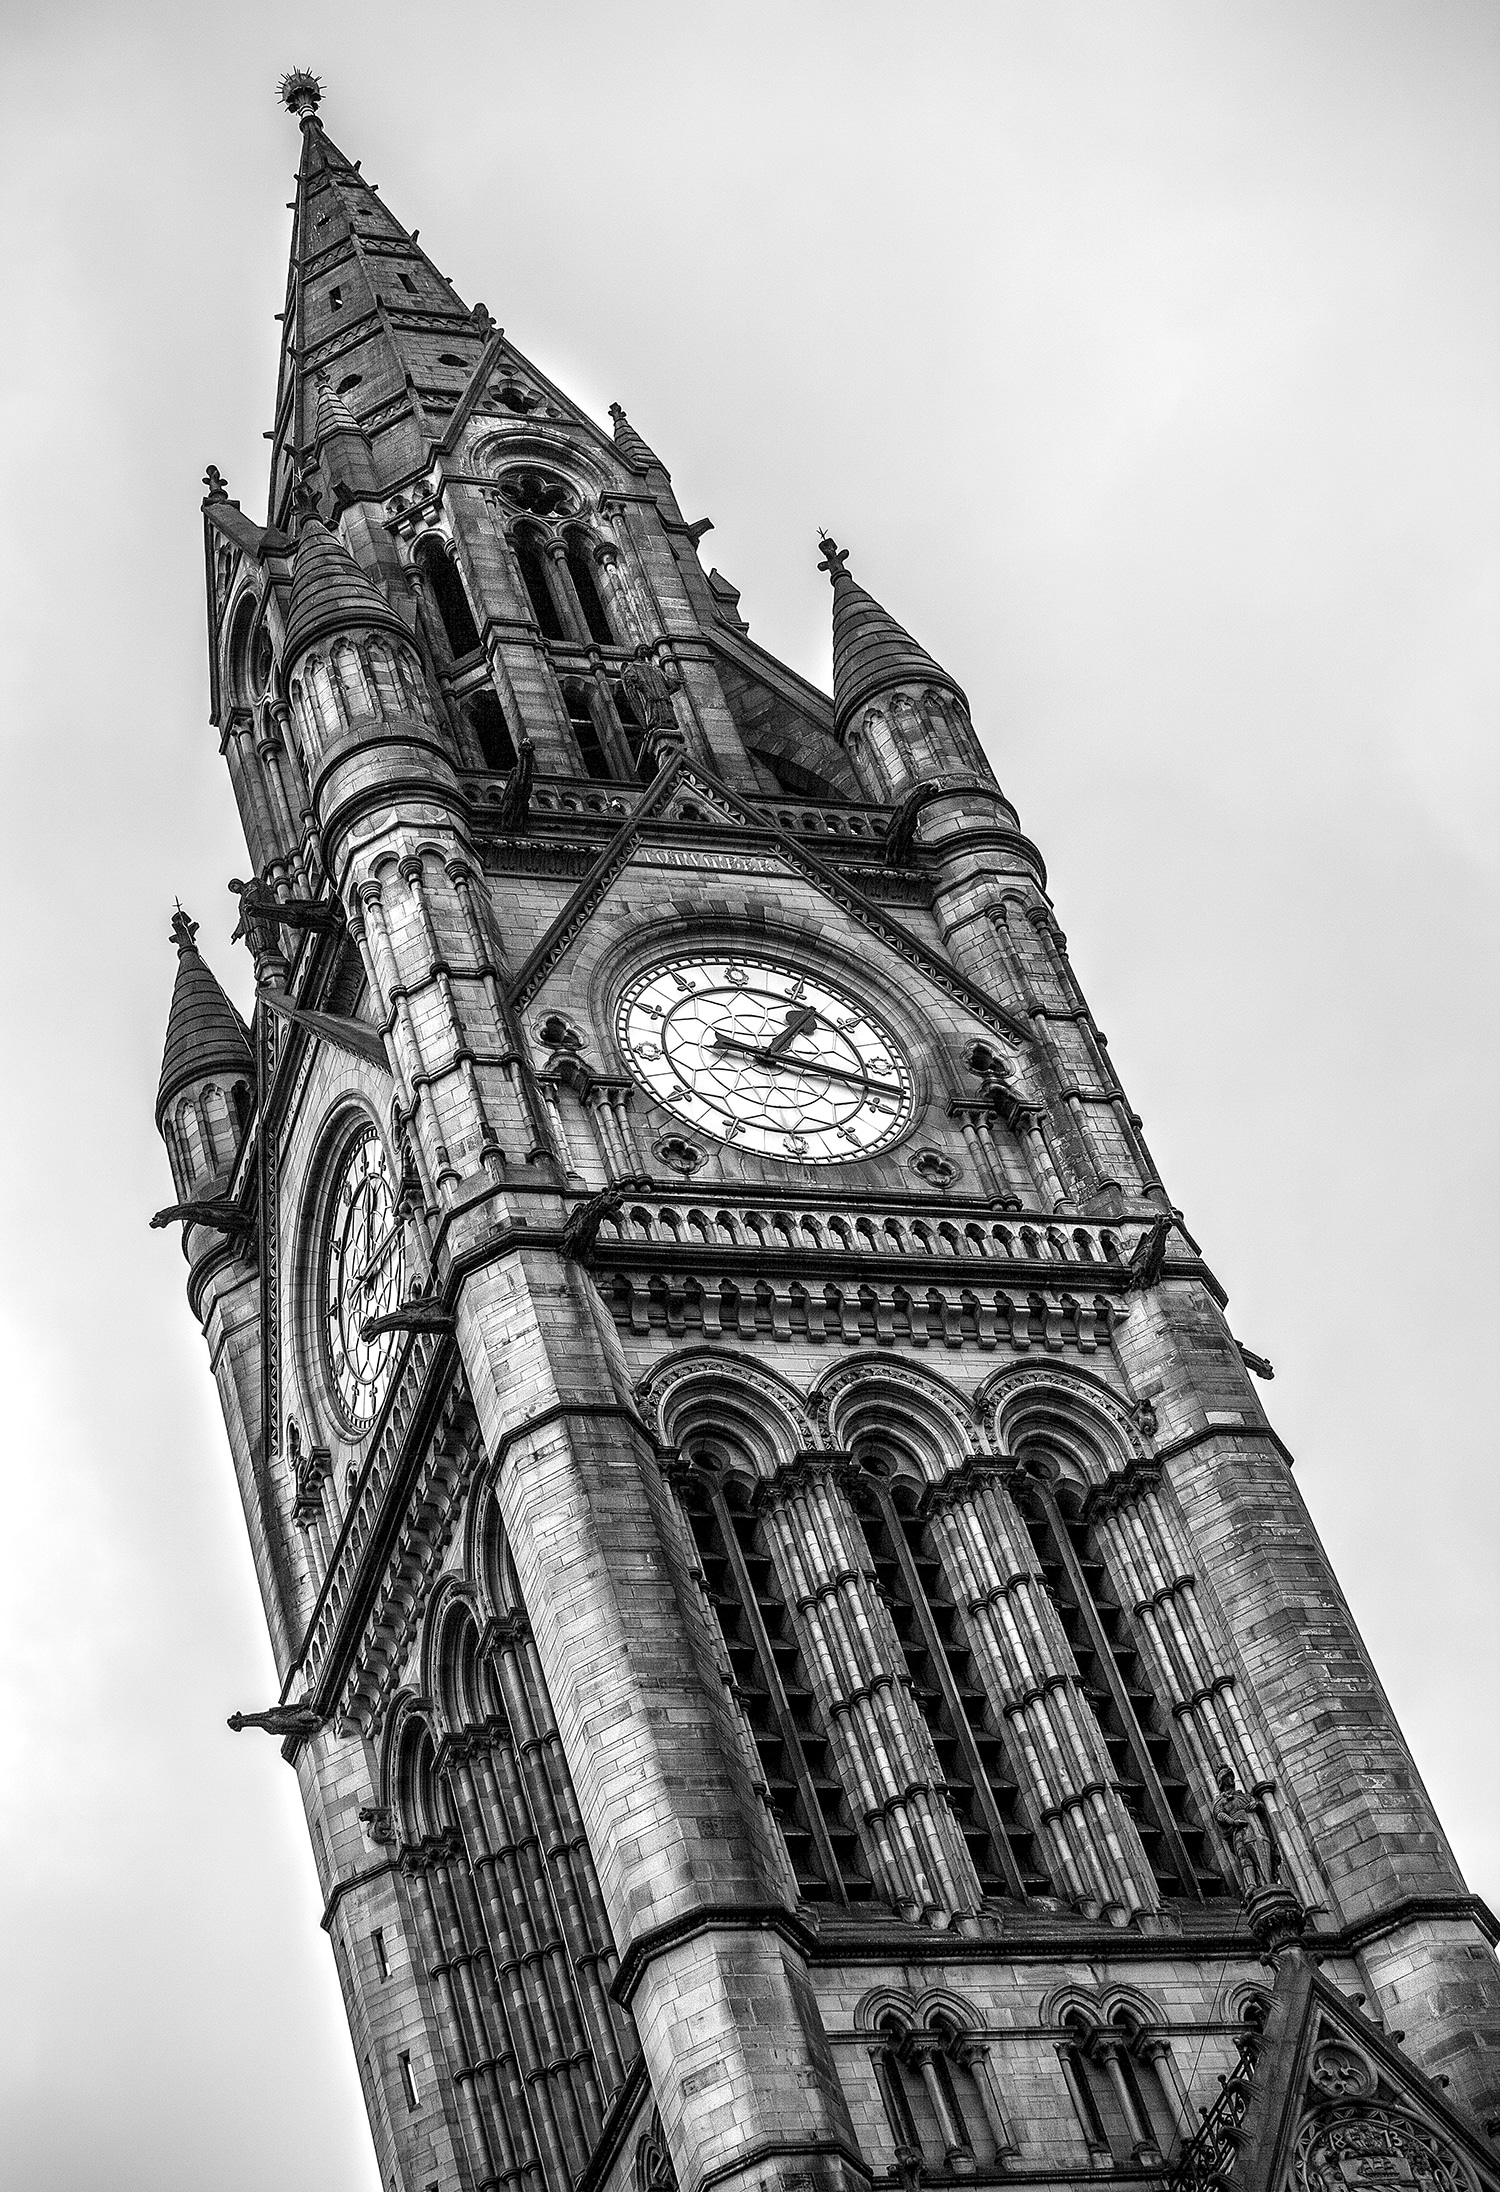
<box><xmin>563</xmin><ymin>527</ymin><xmax>614</xmax><ymax>644</ymax></box>
<box><xmin>512</xmin><ymin>523</ymin><xmax>567</xmax><ymax>641</ymax></box>
<box><xmin>870</xmin><ymin>2001</ymin><xmax>1019</xmax><ymax>2177</ymax></box>
<box><xmin>412</xmin><ymin>535</ymin><xmax>482</xmax><ymax>658</ymax></box>
<box><xmin>390</xmin><ymin>1509</ymin><xmax>637</xmax><ymax>2192</ymax></box>
<box><xmin>1051</xmin><ymin>2000</ymin><xmax>1188</xmax><ymax>2166</ymax></box>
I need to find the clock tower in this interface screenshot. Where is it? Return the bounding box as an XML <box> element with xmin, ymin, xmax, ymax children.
<box><xmin>156</xmin><ymin>72</ymin><xmax>1500</xmax><ymax>2192</ymax></box>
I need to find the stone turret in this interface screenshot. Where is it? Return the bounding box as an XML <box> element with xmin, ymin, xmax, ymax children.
<box><xmin>155</xmin><ymin>908</ymin><xmax>253</xmax><ymax>1206</ymax></box>
<box><xmin>277</xmin><ymin>484</ymin><xmax>453</xmax><ymax>831</ymax></box>
<box><xmin>817</xmin><ymin>533</ymin><xmax>997</xmax><ymax>804</ymax></box>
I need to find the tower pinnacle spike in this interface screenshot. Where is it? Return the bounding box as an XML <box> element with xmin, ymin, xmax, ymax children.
<box><xmin>278</xmin><ymin>69</ymin><xmax>323</xmax><ymax>121</ymax></box>
<box><xmin>817</xmin><ymin>533</ymin><xmax>850</xmax><ymax>584</ymax></box>
<box><xmin>170</xmin><ymin>906</ymin><xmax>199</xmax><ymax>955</ymax></box>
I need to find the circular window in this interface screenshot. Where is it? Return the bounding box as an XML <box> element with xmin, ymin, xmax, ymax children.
<box><xmin>498</xmin><ymin>465</ymin><xmax>579</xmax><ymax>518</ymax></box>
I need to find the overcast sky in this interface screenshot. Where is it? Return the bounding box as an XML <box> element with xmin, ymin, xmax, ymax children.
<box><xmin>0</xmin><ymin>4</ymin><xmax>1494</xmax><ymax>2187</ymax></box>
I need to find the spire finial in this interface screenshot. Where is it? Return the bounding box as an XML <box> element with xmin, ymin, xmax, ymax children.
<box><xmin>817</xmin><ymin>533</ymin><xmax>850</xmax><ymax>585</ymax></box>
<box><xmin>278</xmin><ymin>69</ymin><xmax>323</xmax><ymax>123</ymax></box>
<box><xmin>202</xmin><ymin>464</ymin><xmax>229</xmax><ymax>505</ymax></box>
<box><xmin>170</xmin><ymin>905</ymin><xmax>200</xmax><ymax>956</ymax></box>
<box><xmin>291</xmin><ymin>468</ymin><xmax>324</xmax><ymax>528</ymax></box>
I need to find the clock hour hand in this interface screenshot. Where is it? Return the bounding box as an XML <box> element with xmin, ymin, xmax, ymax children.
<box><xmin>766</xmin><ymin>1004</ymin><xmax>818</xmax><ymax>1057</ymax></box>
<box><xmin>710</xmin><ymin>1032</ymin><xmax>904</xmax><ymax>1099</ymax></box>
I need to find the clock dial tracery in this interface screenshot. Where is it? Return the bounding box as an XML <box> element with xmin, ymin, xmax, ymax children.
<box><xmin>617</xmin><ymin>954</ymin><xmax>915</xmax><ymax>1161</ymax></box>
<box><xmin>321</xmin><ymin>1123</ymin><xmax>406</xmax><ymax>1431</ymax></box>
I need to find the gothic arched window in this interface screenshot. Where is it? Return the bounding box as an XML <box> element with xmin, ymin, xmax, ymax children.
<box><xmin>849</xmin><ymin>1465</ymin><xmax>1047</xmax><ymax>1904</ymax></box>
<box><xmin>564</xmin><ymin>529</ymin><xmax>614</xmax><ymax>645</ymax></box>
<box><xmin>393</xmin><ymin>1577</ymin><xmax>638</xmax><ymax>2192</ymax></box>
<box><xmin>874</xmin><ymin>2011</ymin><xmax>1014</xmax><ymax>2174</ymax></box>
<box><xmin>1014</xmin><ymin>1468</ymin><xmax>1223</xmax><ymax>1902</ymax></box>
<box><xmin>563</xmin><ymin>681</ymin><xmax>615</xmax><ymax>784</ymax></box>
<box><xmin>675</xmin><ymin>1465</ymin><xmax>871</xmax><ymax>1905</ymax></box>
<box><xmin>465</xmin><ymin>688</ymin><xmax>517</xmax><ymax>771</ymax></box>
<box><xmin>413</xmin><ymin>537</ymin><xmax>481</xmax><ymax>658</ymax></box>
<box><xmin>512</xmin><ymin>524</ymin><xmax>566</xmax><ymax>641</ymax></box>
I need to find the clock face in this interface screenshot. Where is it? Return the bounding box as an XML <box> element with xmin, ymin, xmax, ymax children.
<box><xmin>321</xmin><ymin>1123</ymin><xmax>407</xmax><ymax>1431</ymax></box>
<box><xmin>617</xmin><ymin>953</ymin><xmax>914</xmax><ymax>1162</ymax></box>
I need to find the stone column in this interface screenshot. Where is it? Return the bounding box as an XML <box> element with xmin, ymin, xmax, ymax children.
<box><xmin>922</xmin><ymin>1462</ymin><xmax>1159</xmax><ymax>1922</ymax></box>
<box><xmin>754</xmin><ymin>1455</ymin><xmax>985</xmax><ymax>1928</ymax></box>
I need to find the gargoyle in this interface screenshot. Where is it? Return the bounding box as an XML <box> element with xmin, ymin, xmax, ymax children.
<box><xmin>884</xmin><ymin>782</ymin><xmax>948</xmax><ymax>867</ymax></box>
<box><xmin>150</xmin><ymin>1196</ymin><xmax>255</xmax><ymax>1248</ymax></box>
<box><xmin>561</xmin><ymin>1176</ymin><xmax>653</xmax><ymax>1264</ymax></box>
<box><xmin>227</xmin><ymin>1702</ymin><xmax>323</xmax><ymax>1737</ymax></box>
<box><xmin>494</xmin><ymin>734</ymin><xmax>535</xmax><ymax>833</ymax></box>
<box><xmin>360</xmin><ymin>1300</ymin><xmax>454</xmax><ymax>1341</ymax></box>
<box><xmin>1237</xmin><ymin>1342</ymin><xmax>1275</xmax><ymax>1381</ymax></box>
<box><xmin>229</xmin><ymin>875</ymin><xmax>348</xmax><ymax>944</ymax></box>
<box><xmin>1124</xmin><ymin>1213</ymin><xmax>1174</xmax><ymax>1293</ymax></box>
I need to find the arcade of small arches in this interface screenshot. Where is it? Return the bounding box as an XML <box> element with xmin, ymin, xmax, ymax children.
<box><xmin>164</xmin><ymin>1077</ymin><xmax>253</xmax><ymax>1193</ymax></box>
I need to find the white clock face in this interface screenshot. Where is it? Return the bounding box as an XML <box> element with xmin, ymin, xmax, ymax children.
<box><xmin>617</xmin><ymin>953</ymin><xmax>914</xmax><ymax>1162</ymax></box>
<box><xmin>322</xmin><ymin>1123</ymin><xmax>407</xmax><ymax>1431</ymax></box>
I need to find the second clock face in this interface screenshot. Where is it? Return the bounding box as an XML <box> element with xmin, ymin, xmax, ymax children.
<box><xmin>322</xmin><ymin>1122</ymin><xmax>407</xmax><ymax>1432</ymax></box>
<box><xmin>617</xmin><ymin>954</ymin><xmax>914</xmax><ymax>1161</ymax></box>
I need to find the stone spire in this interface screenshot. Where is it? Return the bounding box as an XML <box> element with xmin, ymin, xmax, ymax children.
<box><xmin>268</xmin><ymin>71</ymin><xmax>480</xmax><ymax>530</ymax></box>
<box><xmin>155</xmin><ymin>909</ymin><xmax>253</xmax><ymax>1129</ymax></box>
<box><xmin>609</xmin><ymin>402</ymin><xmax>668</xmax><ymax>479</ymax></box>
<box><xmin>817</xmin><ymin>534</ymin><xmax>967</xmax><ymax>736</ymax></box>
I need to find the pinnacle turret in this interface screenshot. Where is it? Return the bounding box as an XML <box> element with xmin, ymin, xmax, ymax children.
<box><xmin>817</xmin><ymin>534</ymin><xmax>967</xmax><ymax>735</ymax></box>
<box><xmin>156</xmin><ymin>909</ymin><xmax>253</xmax><ymax>1129</ymax></box>
<box><xmin>609</xmin><ymin>403</ymin><xmax>668</xmax><ymax>478</ymax></box>
<box><xmin>280</xmin><ymin>492</ymin><xmax>408</xmax><ymax>664</ymax></box>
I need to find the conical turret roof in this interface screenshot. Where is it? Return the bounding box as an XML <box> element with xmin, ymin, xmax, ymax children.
<box><xmin>156</xmin><ymin>910</ymin><xmax>254</xmax><ymax>1125</ymax></box>
<box><xmin>313</xmin><ymin>368</ymin><xmax>369</xmax><ymax>451</ymax></box>
<box><xmin>281</xmin><ymin>503</ymin><xmax>408</xmax><ymax>664</ymax></box>
<box><xmin>818</xmin><ymin>536</ymin><xmax>967</xmax><ymax>734</ymax></box>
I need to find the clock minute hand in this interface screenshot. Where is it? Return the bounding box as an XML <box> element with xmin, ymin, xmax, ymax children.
<box><xmin>711</xmin><ymin>1033</ymin><xmax>904</xmax><ymax>1099</ymax></box>
<box><xmin>354</xmin><ymin>1220</ymin><xmax>404</xmax><ymax>1289</ymax></box>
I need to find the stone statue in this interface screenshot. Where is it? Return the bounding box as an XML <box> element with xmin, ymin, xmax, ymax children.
<box><xmin>620</xmin><ymin>645</ymin><xmax>678</xmax><ymax>733</ymax></box>
<box><xmin>494</xmin><ymin>733</ymin><xmax>534</xmax><ymax>833</ymax></box>
<box><xmin>1213</xmin><ymin>1765</ymin><xmax>1281</xmax><ymax>1892</ymax></box>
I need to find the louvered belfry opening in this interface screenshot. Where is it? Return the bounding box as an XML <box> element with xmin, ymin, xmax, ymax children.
<box><xmin>677</xmin><ymin>1466</ymin><xmax>872</xmax><ymax>1904</ymax></box>
<box><xmin>1014</xmin><ymin>1469</ymin><xmax>1225</xmax><ymax>1904</ymax></box>
<box><xmin>849</xmin><ymin>1467</ymin><xmax>1048</xmax><ymax>1904</ymax></box>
